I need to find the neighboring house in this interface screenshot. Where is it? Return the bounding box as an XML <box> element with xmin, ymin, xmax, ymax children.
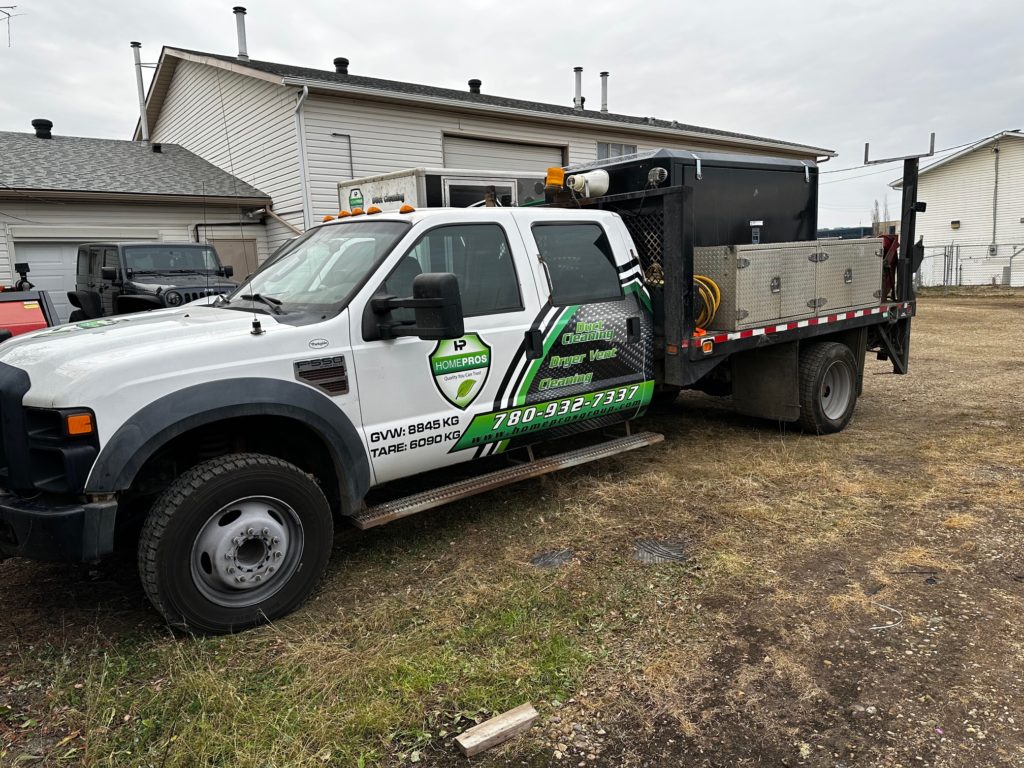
<box><xmin>139</xmin><ymin>39</ymin><xmax>835</xmax><ymax>255</ymax></box>
<box><xmin>0</xmin><ymin>121</ymin><xmax>271</xmax><ymax>322</ymax></box>
<box><xmin>892</xmin><ymin>130</ymin><xmax>1024</xmax><ymax>286</ymax></box>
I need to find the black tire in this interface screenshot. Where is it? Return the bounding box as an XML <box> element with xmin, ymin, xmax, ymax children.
<box><xmin>138</xmin><ymin>453</ymin><xmax>333</xmax><ymax>634</ymax></box>
<box><xmin>67</xmin><ymin>309</ymin><xmax>87</xmax><ymax>323</ymax></box>
<box><xmin>798</xmin><ymin>342</ymin><xmax>858</xmax><ymax>434</ymax></box>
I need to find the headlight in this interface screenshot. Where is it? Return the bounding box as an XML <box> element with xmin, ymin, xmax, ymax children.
<box><xmin>164</xmin><ymin>290</ymin><xmax>183</xmax><ymax>306</ymax></box>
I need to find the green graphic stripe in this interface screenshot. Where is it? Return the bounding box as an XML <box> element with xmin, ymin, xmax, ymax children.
<box><xmin>453</xmin><ymin>380</ymin><xmax>654</xmax><ymax>452</ymax></box>
<box><xmin>514</xmin><ymin>305</ymin><xmax>579</xmax><ymax>405</ymax></box>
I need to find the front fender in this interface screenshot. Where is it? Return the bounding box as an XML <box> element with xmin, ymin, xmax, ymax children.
<box><xmin>86</xmin><ymin>378</ymin><xmax>370</xmax><ymax>512</ymax></box>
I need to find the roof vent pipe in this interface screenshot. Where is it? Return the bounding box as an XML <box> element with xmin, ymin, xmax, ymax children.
<box><xmin>600</xmin><ymin>71</ymin><xmax>609</xmax><ymax>113</ymax></box>
<box><xmin>130</xmin><ymin>42</ymin><xmax>150</xmax><ymax>142</ymax></box>
<box><xmin>31</xmin><ymin>119</ymin><xmax>52</xmax><ymax>139</ymax></box>
<box><xmin>468</xmin><ymin>78</ymin><xmax>481</xmax><ymax>94</ymax></box>
<box><xmin>233</xmin><ymin>7</ymin><xmax>249</xmax><ymax>62</ymax></box>
<box><xmin>573</xmin><ymin>66</ymin><xmax>583</xmax><ymax>110</ymax></box>
<box><xmin>334</xmin><ymin>57</ymin><xmax>349</xmax><ymax>74</ymax></box>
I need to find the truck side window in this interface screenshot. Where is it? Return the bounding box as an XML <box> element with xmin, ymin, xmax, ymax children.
<box><xmin>533</xmin><ymin>223</ymin><xmax>622</xmax><ymax>305</ymax></box>
<box><xmin>388</xmin><ymin>224</ymin><xmax>522</xmax><ymax>318</ymax></box>
<box><xmin>76</xmin><ymin>248</ymin><xmax>89</xmax><ymax>274</ymax></box>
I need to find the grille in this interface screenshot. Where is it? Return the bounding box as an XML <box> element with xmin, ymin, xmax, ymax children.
<box><xmin>182</xmin><ymin>289</ymin><xmax>226</xmax><ymax>303</ymax></box>
<box><xmin>621</xmin><ymin>209</ymin><xmax>666</xmax><ymax>287</ymax></box>
<box><xmin>294</xmin><ymin>356</ymin><xmax>349</xmax><ymax>396</ymax></box>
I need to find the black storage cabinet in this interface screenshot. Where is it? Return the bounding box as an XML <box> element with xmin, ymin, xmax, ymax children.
<box><xmin>561</xmin><ymin>149</ymin><xmax>819</xmax><ymax>246</ymax></box>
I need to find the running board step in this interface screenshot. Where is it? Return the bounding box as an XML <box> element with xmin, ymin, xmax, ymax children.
<box><xmin>352</xmin><ymin>431</ymin><xmax>664</xmax><ymax>530</ymax></box>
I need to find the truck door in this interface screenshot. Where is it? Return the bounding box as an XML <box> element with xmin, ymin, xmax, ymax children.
<box><xmin>349</xmin><ymin>216</ymin><xmax>543</xmax><ymax>483</ymax></box>
<box><xmin>477</xmin><ymin>216</ymin><xmax>654</xmax><ymax>453</ymax></box>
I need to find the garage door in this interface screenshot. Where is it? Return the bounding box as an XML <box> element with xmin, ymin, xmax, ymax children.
<box><xmin>443</xmin><ymin>136</ymin><xmax>564</xmax><ymax>172</ymax></box>
<box><xmin>11</xmin><ymin>242</ymin><xmax>80</xmax><ymax>323</ymax></box>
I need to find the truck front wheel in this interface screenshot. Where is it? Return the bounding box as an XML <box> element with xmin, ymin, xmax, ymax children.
<box><xmin>798</xmin><ymin>342</ymin><xmax>858</xmax><ymax>434</ymax></box>
<box><xmin>137</xmin><ymin>453</ymin><xmax>333</xmax><ymax>634</ymax></box>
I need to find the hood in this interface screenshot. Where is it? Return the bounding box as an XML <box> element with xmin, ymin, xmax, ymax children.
<box><xmin>0</xmin><ymin>307</ymin><xmax>285</xmax><ymax>408</ymax></box>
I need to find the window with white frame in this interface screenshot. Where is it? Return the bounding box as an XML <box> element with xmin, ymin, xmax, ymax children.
<box><xmin>597</xmin><ymin>142</ymin><xmax>638</xmax><ymax>160</ymax></box>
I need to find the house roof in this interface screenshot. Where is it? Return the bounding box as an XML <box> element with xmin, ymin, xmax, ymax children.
<box><xmin>143</xmin><ymin>48</ymin><xmax>835</xmax><ymax>159</ymax></box>
<box><xmin>890</xmin><ymin>130</ymin><xmax>1024</xmax><ymax>189</ymax></box>
<box><xmin>0</xmin><ymin>130</ymin><xmax>270</xmax><ymax>204</ymax></box>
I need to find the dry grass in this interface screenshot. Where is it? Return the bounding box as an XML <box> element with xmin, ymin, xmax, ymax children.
<box><xmin>2</xmin><ymin>294</ymin><xmax>1023</xmax><ymax>766</ymax></box>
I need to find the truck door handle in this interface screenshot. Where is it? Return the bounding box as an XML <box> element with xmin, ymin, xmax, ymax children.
<box><xmin>627</xmin><ymin>316</ymin><xmax>641</xmax><ymax>343</ymax></box>
<box><xmin>524</xmin><ymin>329</ymin><xmax>544</xmax><ymax>360</ymax></box>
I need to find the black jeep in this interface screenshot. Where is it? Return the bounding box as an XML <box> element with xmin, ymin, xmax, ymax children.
<box><xmin>68</xmin><ymin>242</ymin><xmax>238</xmax><ymax>321</ymax></box>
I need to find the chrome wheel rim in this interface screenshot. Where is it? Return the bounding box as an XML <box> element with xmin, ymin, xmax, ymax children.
<box><xmin>820</xmin><ymin>360</ymin><xmax>853</xmax><ymax>421</ymax></box>
<box><xmin>190</xmin><ymin>495</ymin><xmax>304</xmax><ymax>608</ymax></box>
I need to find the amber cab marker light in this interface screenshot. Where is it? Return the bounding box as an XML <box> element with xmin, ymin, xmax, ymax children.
<box><xmin>350</xmin><ymin>207</ymin><xmax>365</xmax><ymax>216</ymax></box>
<box><xmin>322</xmin><ymin>215</ymin><xmax>335</xmax><ymax>222</ymax></box>
<box><xmin>66</xmin><ymin>413</ymin><xmax>94</xmax><ymax>436</ymax></box>
<box><xmin>337</xmin><ymin>210</ymin><xmax>351</xmax><ymax>217</ymax></box>
<box><xmin>366</xmin><ymin>206</ymin><xmax>382</xmax><ymax>214</ymax></box>
<box><xmin>399</xmin><ymin>204</ymin><xmax>416</xmax><ymax>214</ymax></box>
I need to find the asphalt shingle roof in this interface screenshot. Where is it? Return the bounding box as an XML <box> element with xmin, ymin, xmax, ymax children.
<box><xmin>0</xmin><ymin>131</ymin><xmax>269</xmax><ymax>200</ymax></box>
<box><xmin>173</xmin><ymin>49</ymin><xmax>832</xmax><ymax>156</ymax></box>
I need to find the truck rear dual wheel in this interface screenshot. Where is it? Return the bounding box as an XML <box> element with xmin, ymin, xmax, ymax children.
<box><xmin>798</xmin><ymin>342</ymin><xmax>858</xmax><ymax>435</ymax></box>
<box><xmin>137</xmin><ymin>453</ymin><xmax>333</xmax><ymax>634</ymax></box>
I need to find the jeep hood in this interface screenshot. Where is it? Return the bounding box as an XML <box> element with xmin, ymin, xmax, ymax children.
<box><xmin>0</xmin><ymin>307</ymin><xmax>287</xmax><ymax>407</ymax></box>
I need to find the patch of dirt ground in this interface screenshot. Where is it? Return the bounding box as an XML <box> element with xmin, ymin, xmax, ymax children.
<box><xmin>1</xmin><ymin>296</ymin><xmax>1023</xmax><ymax>767</ymax></box>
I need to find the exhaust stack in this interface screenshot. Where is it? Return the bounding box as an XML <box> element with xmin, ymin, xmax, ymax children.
<box><xmin>600</xmin><ymin>71</ymin><xmax>609</xmax><ymax>113</ymax></box>
<box><xmin>130</xmin><ymin>42</ymin><xmax>150</xmax><ymax>141</ymax></box>
<box><xmin>573</xmin><ymin>66</ymin><xmax>583</xmax><ymax>110</ymax></box>
<box><xmin>233</xmin><ymin>6</ymin><xmax>249</xmax><ymax>62</ymax></box>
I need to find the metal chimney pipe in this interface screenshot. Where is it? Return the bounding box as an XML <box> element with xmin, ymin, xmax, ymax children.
<box><xmin>573</xmin><ymin>66</ymin><xmax>583</xmax><ymax>110</ymax></box>
<box><xmin>600</xmin><ymin>71</ymin><xmax>609</xmax><ymax>113</ymax></box>
<box><xmin>233</xmin><ymin>6</ymin><xmax>249</xmax><ymax>62</ymax></box>
<box><xmin>130</xmin><ymin>42</ymin><xmax>150</xmax><ymax>142</ymax></box>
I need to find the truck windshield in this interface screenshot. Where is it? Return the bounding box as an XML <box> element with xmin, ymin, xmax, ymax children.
<box><xmin>124</xmin><ymin>246</ymin><xmax>221</xmax><ymax>272</ymax></box>
<box><xmin>230</xmin><ymin>221</ymin><xmax>409</xmax><ymax>311</ymax></box>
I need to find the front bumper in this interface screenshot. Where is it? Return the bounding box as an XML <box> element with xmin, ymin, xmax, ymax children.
<box><xmin>0</xmin><ymin>492</ymin><xmax>117</xmax><ymax>562</ymax></box>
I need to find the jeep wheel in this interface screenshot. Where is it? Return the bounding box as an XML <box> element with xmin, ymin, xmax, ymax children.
<box><xmin>138</xmin><ymin>453</ymin><xmax>333</xmax><ymax>634</ymax></box>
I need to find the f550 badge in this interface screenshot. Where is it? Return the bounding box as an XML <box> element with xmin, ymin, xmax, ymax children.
<box><xmin>429</xmin><ymin>334</ymin><xmax>490</xmax><ymax>409</ymax></box>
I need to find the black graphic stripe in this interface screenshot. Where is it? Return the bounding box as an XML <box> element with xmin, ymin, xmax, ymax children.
<box><xmin>491</xmin><ymin>300</ymin><xmax>554</xmax><ymax>410</ymax></box>
<box><xmin>502</xmin><ymin>302</ymin><xmax>563</xmax><ymax>408</ymax></box>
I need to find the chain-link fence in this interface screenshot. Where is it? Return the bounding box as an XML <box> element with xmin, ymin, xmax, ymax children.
<box><xmin>917</xmin><ymin>243</ymin><xmax>1024</xmax><ymax>288</ymax></box>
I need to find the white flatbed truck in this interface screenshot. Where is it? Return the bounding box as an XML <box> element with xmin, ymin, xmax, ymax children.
<box><xmin>0</xmin><ymin>152</ymin><xmax>920</xmax><ymax>634</ymax></box>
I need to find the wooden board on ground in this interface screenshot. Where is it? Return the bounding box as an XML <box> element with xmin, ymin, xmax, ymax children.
<box><xmin>455</xmin><ymin>703</ymin><xmax>539</xmax><ymax>757</ymax></box>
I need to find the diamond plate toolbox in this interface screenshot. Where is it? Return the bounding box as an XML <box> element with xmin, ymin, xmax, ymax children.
<box><xmin>694</xmin><ymin>241</ymin><xmax>817</xmax><ymax>331</ymax></box>
<box><xmin>694</xmin><ymin>238</ymin><xmax>885</xmax><ymax>331</ymax></box>
<box><xmin>813</xmin><ymin>238</ymin><xmax>885</xmax><ymax>314</ymax></box>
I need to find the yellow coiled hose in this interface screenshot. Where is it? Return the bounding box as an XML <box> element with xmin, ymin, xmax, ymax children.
<box><xmin>693</xmin><ymin>274</ymin><xmax>721</xmax><ymax>329</ymax></box>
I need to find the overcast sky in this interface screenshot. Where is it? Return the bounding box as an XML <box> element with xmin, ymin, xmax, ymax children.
<box><xmin>1</xmin><ymin>0</ymin><xmax>1020</xmax><ymax>227</ymax></box>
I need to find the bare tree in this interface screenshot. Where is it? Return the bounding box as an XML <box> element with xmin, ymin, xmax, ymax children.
<box><xmin>871</xmin><ymin>199</ymin><xmax>881</xmax><ymax>234</ymax></box>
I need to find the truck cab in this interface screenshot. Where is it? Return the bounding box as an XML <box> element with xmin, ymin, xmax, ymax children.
<box><xmin>0</xmin><ymin>208</ymin><xmax>654</xmax><ymax>633</ymax></box>
<box><xmin>69</xmin><ymin>242</ymin><xmax>238</xmax><ymax>320</ymax></box>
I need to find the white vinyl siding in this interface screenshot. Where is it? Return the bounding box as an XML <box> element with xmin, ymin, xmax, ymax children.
<box><xmin>302</xmin><ymin>100</ymin><xmax>355</xmax><ymax>219</ymax></box>
<box><xmin>299</xmin><ymin>92</ymin><xmax>815</xmax><ymax>221</ymax></box>
<box><xmin>150</xmin><ymin>60</ymin><xmax>302</xmax><ymax>250</ymax></box>
<box><xmin>442</xmin><ymin>136</ymin><xmax>564</xmax><ymax>172</ymax></box>
<box><xmin>915</xmin><ymin>135</ymin><xmax>1024</xmax><ymax>251</ymax></box>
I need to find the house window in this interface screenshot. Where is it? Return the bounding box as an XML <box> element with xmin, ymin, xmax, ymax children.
<box><xmin>532</xmin><ymin>223</ymin><xmax>622</xmax><ymax>306</ymax></box>
<box><xmin>597</xmin><ymin>142</ymin><xmax>637</xmax><ymax>160</ymax></box>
